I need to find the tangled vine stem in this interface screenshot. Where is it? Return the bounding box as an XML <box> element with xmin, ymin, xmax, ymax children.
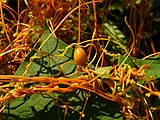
<box><xmin>0</xmin><ymin>75</ymin><xmax>114</xmax><ymax>102</ymax></box>
<box><xmin>0</xmin><ymin>63</ymin><xmax>159</xmax><ymax>119</ymax></box>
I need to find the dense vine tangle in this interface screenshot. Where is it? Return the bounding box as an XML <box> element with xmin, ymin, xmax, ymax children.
<box><xmin>0</xmin><ymin>63</ymin><xmax>159</xmax><ymax>119</ymax></box>
<box><xmin>109</xmin><ymin>64</ymin><xmax>159</xmax><ymax>119</ymax></box>
<box><xmin>0</xmin><ymin>0</ymin><xmax>44</xmax><ymax>74</ymax></box>
<box><xmin>2</xmin><ymin>1</ymin><xmax>158</xmax><ymax>119</ymax></box>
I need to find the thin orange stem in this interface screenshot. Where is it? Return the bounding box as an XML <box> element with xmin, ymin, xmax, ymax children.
<box><xmin>88</xmin><ymin>0</ymin><xmax>97</xmax><ymax>59</ymax></box>
<box><xmin>78</xmin><ymin>0</ymin><xmax>81</xmax><ymax>43</ymax></box>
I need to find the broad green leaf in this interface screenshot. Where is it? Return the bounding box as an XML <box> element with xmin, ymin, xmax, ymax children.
<box><xmin>3</xmin><ymin>93</ymin><xmax>60</xmax><ymax>120</ymax></box>
<box><xmin>14</xmin><ymin>27</ymin><xmax>76</xmax><ymax>77</ymax></box>
<box><xmin>118</xmin><ymin>54</ymin><xmax>160</xmax><ymax>80</ymax></box>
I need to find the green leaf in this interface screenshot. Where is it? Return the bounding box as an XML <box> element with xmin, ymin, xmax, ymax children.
<box><xmin>118</xmin><ymin>54</ymin><xmax>160</xmax><ymax>80</ymax></box>
<box><xmin>103</xmin><ymin>21</ymin><xmax>125</xmax><ymax>40</ymax></box>
<box><xmin>95</xmin><ymin>66</ymin><xmax>112</xmax><ymax>78</ymax></box>
<box><xmin>3</xmin><ymin>93</ymin><xmax>60</xmax><ymax>120</ymax></box>
<box><xmin>83</xmin><ymin>94</ymin><xmax>123</xmax><ymax>120</ymax></box>
<box><xmin>118</xmin><ymin>54</ymin><xmax>137</xmax><ymax>68</ymax></box>
<box><xmin>14</xmin><ymin>27</ymin><xmax>76</xmax><ymax>77</ymax></box>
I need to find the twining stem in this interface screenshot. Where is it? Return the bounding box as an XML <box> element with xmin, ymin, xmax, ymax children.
<box><xmin>88</xmin><ymin>0</ymin><xmax>97</xmax><ymax>59</ymax></box>
<box><xmin>78</xmin><ymin>0</ymin><xmax>81</xmax><ymax>43</ymax></box>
